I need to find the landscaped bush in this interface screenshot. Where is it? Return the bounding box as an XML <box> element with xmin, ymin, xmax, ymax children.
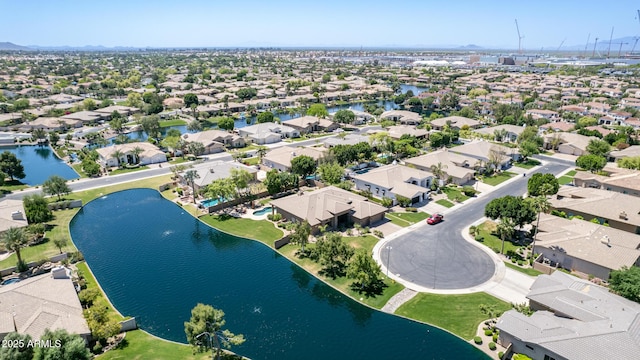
<box><xmin>68</xmin><ymin>251</ymin><xmax>84</xmax><ymax>263</ymax></box>
<box><xmin>405</xmin><ymin>207</ymin><xmax>417</xmax><ymax>212</ymax></box>
<box><xmin>462</xmin><ymin>185</ymin><xmax>476</xmax><ymax>196</ymax></box>
<box><xmin>498</xmin><ymin>351</ymin><xmax>504</xmax><ymax>359</ymax></box>
<box><xmin>517</xmin><ymin>260</ymin><xmax>524</xmax><ymax>266</ymax></box>
<box><xmin>474</xmin><ymin>336</ymin><xmax>483</xmax><ymax>345</ymax></box>
<box><xmin>493</xmin><ymin>333</ymin><xmax>498</xmax><ymax>342</ymax></box>
<box><xmin>267</xmin><ymin>213</ymin><xmax>282</xmax><ymax>222</ymax></box>
<box><xmin>484</xmin><ymin>329</ymin><xmax>493</xmax><ymax>336</ymax></box>
<box><xmin>489</xmin><ymin>342</ymin><xmax>497</xmax><ymax>350</ymax></box>
<box><xmin>373</xmin><ymin>230</ymin><xmax>384</xmax><ymax>238</ymax></box>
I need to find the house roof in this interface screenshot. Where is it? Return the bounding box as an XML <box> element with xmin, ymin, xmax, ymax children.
<box><xmin>610</xmin><ymin>145</ymin><xmax>640</xmax><ymax>159</ymax></box>
<box><xmin>95</xmin><ymin>141</ymin><xmax>164</xmax><ymax>160</ymax></box>
<box><xmin>386</xmin><ymin>125</ymin><xmax>428</xmax><ymax>139</ymax></box>
<box><xmin>182</xmin><ymin>129</ymin><xmax>239</xmax><ymax>147</ymax></box>
<box><xmin>352</xmin><ymin>164</ymin><xmax>431</xmax><ymax>191</ymax></box>
<box><xmin>0</xmin><ymin>271</ymin><xmax>91</xmax><ymax>339</ymax></box>
<box><xmin>380</xmin><ymin>110</ymin><xmax>422</xmax><ymax>122</ymax></box>
<box><xmin>544</xmin><ymin>132</ymin><xmax>594</xmax><ymax>150</ymax></box>
<box><xmin>550</xmin><ymin>186</ymin><xmax>640</xmax><ymax>228</ymax></box>
<box><xmin>497</xmin><ymin>271</ymin><xmax>640</xmax><ymax>360</ymax></box>
<box><xmin>540</xmin><ymin>121</ymin><xmax>575</xmax><ymax>132</ymax></box>
<box><xmin>403</xmin><ymin>150</ymin><xmax>477</xmax><ymax>179</ymax></box>
<box><xmin>0</xmin><ymin>199</ymin><xmax>28</xmax><ymax>232</ymax></box>
<box><xmin>573</xmin><ymin>168</ymin><xmax>640</xmax><ymax>192</ymax></box>
<box><xmin>270</xmin><ymin>186</ymin><xmax>387</xmax><ymax>226</ymax></box>
<box><xmin>239</xmin><ymin>123</ymin><xmax>298</xmax><ymax>138</ymax></box>
<box><xmin>430</xmin><ymin>116</ymin><xmax>480</xmax><ymax>128</ymax></box>
<box><xmin>322</xmin><ymin>134</ymin><xmax>369</xmax><ymax>147</ymax></box>
<box><xmin>535</xmin><ymin>213</ymin><xmax>640</xmax><ymax>271</ymax></box>
<box><xmin>474</xmin><ymin>124</ymin><xmax>526</xmax><ymax>136</ymax></box>
<box><xmin>179</xmin><ymin>161</ymin><xmax>257</xmax><ymax>188</ymax></box>
<box><xmin>282</xmin><ymin>115</ymin><xmax>334</xmax><ymax>129</ymax></box>
<box><xmin>450</xmin><ymin>140</ymin><xmax>516</xmax><ymax>163</ymax></box>
<box><xmin>263</xmin><ymin>146</ymin><xmax>327</xmax><ymax>169</ymax></box>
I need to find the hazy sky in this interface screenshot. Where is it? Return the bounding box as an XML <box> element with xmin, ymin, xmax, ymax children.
<box><xmin>3</xmin><ymin>0</ymin><xmax>640</xmax><ymax>48</ymax></box>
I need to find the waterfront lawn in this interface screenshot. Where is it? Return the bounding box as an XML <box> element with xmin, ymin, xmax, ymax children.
<box><xmin>385</xmin><ymin>212</ymin><xmax>429</xmax><ymax>227</ymax></box>
<box><xmin>0</xmin><ymin>179</ymin><xmax>29</xmax><ymax>194</ymax></box>
<box><xmin>99</xmin><ymin>329</ymin><xmax>220</xmax><ymax>360</ymax></box>
<box><xmin>76</xmin><ymin>262</ymin><xmax>123</xmax><ymax>322</ymax></box>
<box><xmin>198</xmin><ymin>214</ymin><xmax>283</xmax><ymax>244</ymax></box>
<box><xmin>110</xmin><ymin>166</ymin><xmax>150</xmax><ymax>176</ymax></box>
<box><xmin>435</xmin><ymin>199</ymin><xmax>454</xmax><ymax>208</ymax></box>
<box><xmin>71</xmin><ymin>175</ymin><xmax>172</xmax><ymax>204</ymax></box>
<box><xmin>71</xmin><ymin>163</ymin><xmax>89</xmax><ymax>178</ymax></box>
<box><xmin>482</xmin><ymin>171</ymin><xmax>516</xmax><ymax>186</ymax></box>
<box><xmin>159</xmin><ymin>119</ymin><xmax>187</xmax><ymax>127</ymax></box>
<box><xmin>504</xmin><ymin>261</ymin><xmax>543</xmax><ymax>276</ymax></box>
<box><xmin>395</xmin><ymin>292</ymin><xmax>512</xmax><ymax>340</ymax></box>
<box><xmin>0</xmin><ymin>209</ymin><xmax>79</xmax><ymax>269</ymax></box>
<box><xmin>513</xmin><ymin>159</ymin><xmax>541</xmax><ymax>169</ymax></box>
<box><xmin>476</xmin><ymin>221</ymin><xmax>520</xmax><ymax>254</ymax></box>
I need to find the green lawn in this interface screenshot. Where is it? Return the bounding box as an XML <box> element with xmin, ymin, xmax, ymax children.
<box><xmin>436</xmin><ymin>199</ymin><xmax>455</xmax><ymax>208</ymax></box>
<box><xmin>482</xmin><ymin>171</ymin><xmax>516</xmax><ymax>186</ymax></box>
<box><xmin>69</xmin><ymin>175</ymin><xmax>172</xmax><ymax>204</ymax></box>
<box><xmin>566</xmin><ymin>170</ymin><xmax>577</xmax><ymax>176</ymax></box>
<box><xmin>277</xmin><ymin>237</ymin><xmax>404</xmax><ymax>309</ymax></box>
<box><xmin>159</xmin><ymin>119</ymin><xmax>187</xmax><ymax>127</ymax></box>
<box><xmin>98</xmin><ymin>330</ymin><xmax>217</xmax><ymax>360</ymax></box>
<box><xmin>558</xmin><ymin>176</ymin><xmax>573</xmax><ymax>185</ymax></box>
<box><xmin>0</xmin><ymin>180</ymin><xmax>29</xmax><ymax>194</ymax></box>
<box><xmin>385</xmin><ymin>212</ymin><xmax>429</xmax><ymax>227</ymax></box>
<box><xmin>476</xmin><ymin>221</ymin><xmax>521</xmax><ymax>254</ymax></box>
<box><xmin>110</xmin><ymin>166</ymin><xmax>150</xmax><ymax>176</ymax></box>
<box><xmin>0</xmin><ymin>209</ymin><xmax>79</xmax><ymax>270</ymax></box>
<box><xmin>168</xmin><ymin>157</ymin><xmax>190</xmax><ymax>164</ymax></box>
<box><xmin>198</xmin><ymin>214</ymin><xmax>283</xmax><ymax>245</ymax></box>
<box><xmin>513</xmin><ymin>159</ymin><xmax>541</xmax><ymax>169</ymax></box>
<box><xmin>71</xmin><ymin>164</ymin><xmax>89</xmax><ymax>178</ymax></box>
<box><xmin>504</xmin><ymin>261</ymin><xmax>543</xmax><ymax>276</ymax></box>
<box><xmin>76</xmin><ymin>262</ymin><xmax>123</xmax><ymax>322</ymax></box>
<box><xmin>242</xmin><ymin>157</ymin><xmax>259</xmax><ymax>166</ymax></box>
<box><xmin>441</xmin><ymin>186</ymin><xmax>470</xmax><ymax>202</ymax></box>
<box><xmin>395</xmin><ymin>292</ymin><xmax>512</xmax><ymax>340</ymax></box>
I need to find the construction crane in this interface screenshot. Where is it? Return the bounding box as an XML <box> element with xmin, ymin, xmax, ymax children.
<box><xmin>607</xmin><ymin>27</ymin><xmax>614</xmax><ymax>57</ymax></box>
<box><xmin>515</xmin><ymin>19</ymin><xmax>524</xmax><ymax>54</ymax></box>
<box><xmin>557</xmin><ymin>38</ymin><xmax>567</xmax><ymax>52</ymax></box>
<box><xmin>583</xmin><ymin>33</ymin><xmax>591</xmax><ymax>58</ymax></box>
<box><xmin>592</xmin><ymin>37</ymin><xmax>599</xmax><ymax>57</ymax></box>
<box><xmin>613</xmin><ymin>42</ymin><xmax>629</xmax><ymax>57</ymax></box>
<box><xmin>632</xmin><ymin>37</ymin><xmax>640</xmax><ymax>54</ymax></box>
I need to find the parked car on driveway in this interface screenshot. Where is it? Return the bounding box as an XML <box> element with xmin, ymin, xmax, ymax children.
<box><xmin>426</xmin><ymin>213</ymin><xmax>444</xmax><ymax>225</ymax></box>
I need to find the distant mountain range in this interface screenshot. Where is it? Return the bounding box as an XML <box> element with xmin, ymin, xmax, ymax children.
<box><xmin>0</xmin><ymin>42</ymin><xmax>32</xmax><ymax>51</ymax></box>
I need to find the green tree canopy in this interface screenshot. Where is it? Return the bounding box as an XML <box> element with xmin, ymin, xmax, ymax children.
<box><xmin>347</xmin><ymin>249</ymin><xmax>382</xmax><ymax>293</ymax></box>
<box><xmin>3</xmin><ymin>227</ymin><xmax>29</xmax><ymax>268</ymax></box>
<box><xmin>23</xmin><ymin>194</ymin><xmax>53</xmax><ymax>223</ymax></box>
<box><xmin>318</xmin><ymin>162</ymin><xmax>344</xmax><ymax>185</ymax></box>
<box><xmin>527</xmin><ymin>173</ymin><xmax>559</xmax><ymax>197</ymax></box>
<box><xmin>586</xmin><ymin>139</ymin><xmax>612</xmax><ymax>157</ymax></box>
<box><xmin>313</xmin><ymin>232</ymin><xmax>354</xmax><ymax>278</ymax></box>
<box><xmin>42</xmin><ymin>175</ymin><xmax>71</xmax><ymax>200</ymax></box>
<box><xmin>184</xmin><ymin>303</ymin><xmax>245</xmax><ymax>358</ymax></box>
<box><xmin>307</xmin><ymin>104</ymin><xmax>329</xmax><ymax>118</ymax></box>
<box><xmin>576</xmin><ymin>154</ymin><xmax>607</xmax><ymax>173</ymax></box>
<box><xmin>291</xmin><ymin>155</ymin><xmax>317</xmax><ymax>178</ymax></box>
<box><xmin>184</xmin><ymin>93</ymin><xmax>199</xmax><ymax>108</ymax></box>
<box><xmin>217</xmin><ymin>117</ymin><xmax>234</xmax><ymax>131</ymax></box>
<box><xmin>485</xmin><ymin>195</ymin><xmax>537</xmax><ymax>229</ymax></box>
<box><xmin>257</xmin><ymin>111</ymin><xmax>275</xmax><ymax>123</ymax></box>
<box><xmin>609</xmin><ymin>266</ymin><xmax>640</xmax><ymax>303</ymax></box>
<box><xmin>333</xmin><ymin>109</ymin><xmax>356</xmax><ymax>124</ymax></box>
<box><xmin>33</xmin><ymin>328</ymin><xmax>92</xmax><ymax>360</ymax></box>
<box><xmin>236</xmin><ymin>87</ymin><xmax>257</xmax><ymax>100</ymax></box>
<box><xmin>0</xmin><ymin>151</ymin><xmax>25</xmax><ymax>181</ymax></box>
<box><xmin>0</xmin><ymin>332</ymin><xmax>33</xmax><ymax>360</ymax></box>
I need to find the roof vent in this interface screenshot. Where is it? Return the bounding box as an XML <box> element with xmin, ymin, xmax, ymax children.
<box><xmin>11</xmin><ymin>211</ymin><xmax>23</xmax><ymax>220</ymax></box>
<box><xmin>600</xmin><ymin>235</ymin><xmax>611</xmax><ymax>246</ymax></box>
<box><xmin>619</xmin><ymin>211</ymin><xmax>628</xmax><ymax>220</ymax></box>
<box><xmin>210</xmin><ymin>169</ymin><xmax>214</xmax><ymax>173</ymax></box>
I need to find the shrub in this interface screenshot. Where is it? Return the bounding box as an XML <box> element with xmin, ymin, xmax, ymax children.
<box><xmin>517</xmin><ymin>260</ymin><xmax>524</xmax><ymax>266</ymax></box>
<box><xmin>363</xmin><ymin>226</ymin><xmax>370</xmax><ymax>234</ymax></box>
<box><xmin>68</xmin><ymin>251</ymin><xmax>84</xmax><ymax>263</ymax></box>
<box><xmin>405</xmin><ymin>207</ymin><xmax>417</xmax><ymax>212</ymax></box>
<box><xmin>489</xmin><ymin>342</ymin><xmax>497</xmax><ymax>351</ymax></box>
<box><xmin>267</xmin><ymin>213</ymin><xmax>282</xmax><ymax>222</ymax></box>
<box><xmin>493</xmin><ymin>333</ymin><xmax>498</xmax><ymax>342</ymax></box>
<box><xmin>498</xmin><ymin>351</ymin><xmax>504</xmax><ymax>359</ymax></box>
<box><xmin>474</xmin><ymin>336</ymin><xmax>483</xmax><ymax>345</ymax></box>
<box><xmin>462</xmin><ymin>185</ymin><xmax>476</xmax><ymax>196</ymax></box>
<box><xmin>373</xmin><ymin>230</ymin><xmax>384</xmax><ymax>238</ymax></box>
<box><xmin>484</xmin><ymin>329</ymin><xmax>493</xmax><ymax>336</ymax></box>
<box><xmin>93</xmin><ymin>342</ymin><xmax>103</xmax><ymax>354</ymax></box>
<box><xmin>176</xmin><ymin>188</ymin><xmax>183</xmax><ymax>195</ymax></box>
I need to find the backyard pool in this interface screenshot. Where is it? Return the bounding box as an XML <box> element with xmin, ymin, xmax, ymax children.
<box><xmin>70</xmin><ymin>189</ymin><xmax>488</xmax><ymax>360</ymax></box>
<box><xmin>252</xmin><ymin>206</ymin><xmax>272</xmax><ymax>216</ymax></box>
<box><xmin>200</xmin><ymin>197</ymin><xmax>226</xmax><ymax>208</ymax></box>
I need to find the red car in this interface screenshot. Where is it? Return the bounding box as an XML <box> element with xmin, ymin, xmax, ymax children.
<box><xmin>427</xmin><ymin>213</ymin><xmax>444</xmax><ymax>225</ymax></box>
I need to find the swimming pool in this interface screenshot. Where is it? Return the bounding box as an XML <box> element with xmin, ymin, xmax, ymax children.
<box><xmin>200</xmin><ymin>197</ymin><xmax>226</xmax><ymax>208</ymax></box>
<box><xmin>252</xmin><ymin>206</ymin><xmax>272</xmax><ymax>216</ymax></box>
<box><xmin>1</xmin><ymin>278</ymin><xmax>21</xmax><ymax>286</ymax></box>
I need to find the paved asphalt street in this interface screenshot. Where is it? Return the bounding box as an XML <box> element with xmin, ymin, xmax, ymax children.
<box><xmin>380</xmin><ymin>156</ymin><xmax>573</xmax><ymax>290</ymax></box>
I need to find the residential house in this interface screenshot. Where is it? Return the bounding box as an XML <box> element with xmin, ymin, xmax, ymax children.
<box><xmin>352</xmin><ymin>164</ymin><xmax>432</xmax><ymax>205</ymax></box>
<box><xmin>525</xmin><ymin>109</ymin><xmax>560</xmax><ymax>121</ymax></box>
<box><xmin>60</xmin><ymin>110</ymin><xmax>105</xmax><ymax>124</ymax></box>
<box><xmin>497</xmin><ymin>271</ymin><xmax>640</xmax><ymax>360</ymax></box>
<box><xmin>403</xmin><ymin>150</ymin><xmax>477</xmax><ymax>185</ymax></box>
<box><xmin>237</xmin><ymin>123</ymin><xmax>300</xmax><ymax>145</ymax></box>
<box><xmin>539</xmin><ymin>121</ymin><xmax>575</xmax><ymax>133</ymax></box>
<box><xmin>17</xmin><ymin>117</ymin><xmax>82</xmax><ymax>132</ymax></box>
<box><xmin>609</xmin><ymin>145</ymin><xmax>640</xmax><ymax>162</ymax></box>
<box><xmin>282</xmin><ymin>115</ymin><xmax>339</xmax><ymax>134</ymax></box>
<box><xmin>543</xmin><ymin>132</ymin><xmax>595</xmax><ymax>156</ymax></box>
<box><xmin>534</xmin><ymin>213</ymin><xmax>640</xmax><ymax>279</ymax></box>
<box><xmin>95</xmin><ymin>142</ymin><xmax>167</xmax><ymax>168</ymax></box>
<box><xmin>182</xmin><ymin>130</ymin><xmax>245</xmax><ymax>154</ymax></box>
<box><xmin>573</xmin><ymin>167</ymin><xmax>640</xmax><ymax>197</ymax></box>
<box><xmin>0</xmin><ymin>199</ymin><xmax>28</xmax><ymax>234</ymax></box>
<box><xmin>386</xmin><ymin>125</ymin><xmax>429</xmax><ymax>140</ymax></box>
<box><xmin>474</xmin><ymin>124</ymin><xmax>525</xmax><ymax>143</ymax></box>
<box><xmin>0</xmin><ymin>271</ymin><xmax>91</xmax><ymax>342</ymax></box>
<box><xmin>549</xmin><ymin>186</ymin><xmax>640</xmax><ymax>234</ymax></box>
<box><xmin>450</xmin><ymin>140</ymin><xmax>520</xmax><ymax>169</ymax></box>
<box><xmin>430</xmin><ymin>116</ymin><xmax>481</xmax><ymax>130</ymax></box>
<box><xmin>322</xmin><ymin>134</ymin><xmax>369</xmax><ymax>148</ymax></box>
<box><xmin>380</xmin><ymin>110</ymin><xmax>422</xmax><ymax>125</ymax></box>
<box><xmin>262</xmin><ymin>146</ymin><xmax>327</xmax><ymax>172</ymax></box>
<box><xmin>177</xmin><ymin>161</ymin><xmax>257</xmax><ymax>192</ymax></box>
<box><xmin>94</xmin><ymin>105</ymin><xmax>138</xmax><ymax>119</ymax></box>
<box><xmin>270</xmin><ymin>186</ymin><xmax>387</xmax><ymax>231</ymax></box>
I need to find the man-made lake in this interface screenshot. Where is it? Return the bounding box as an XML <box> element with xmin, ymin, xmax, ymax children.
<box><xmin>70</xmin><ymin>189</ymin><xmax>487</xmax><ymax>360</ymax></box>
<box><xmin>399</xmin><ymin>84</ymin><xmax>430</xmax><ymax>95</ymax></box>
<box><xmin>2</xmin><ymin>145</ymin><xmax>78</xmax><ymax>185</ymax></box>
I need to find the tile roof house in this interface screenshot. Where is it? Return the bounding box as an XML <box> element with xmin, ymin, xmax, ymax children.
<box><xmin>403</xmin><ymin>150</ymin><xmax>477</xmax><ymax>185</ymax></box>
<box><xmin>386</xmin><ymin>125</ymin><xmax>429</xmax><ymax>140</ymax></box>
<box><xmin>543</xmin><ymin>132</ymin><xmax>596</xmax><ymax>156</ymax></box>
<box><xmin>351</xmin><ymin>164</ymin><xmax>433</xmax><ymax>205</ymax></box>
<box><xmin>549</xmin><ymin>186</ymin><xmax>640</xmax><ymax>235</ymax></box>
<box><xmin>237</xmin><ymin>123</ymin><xmax>300</xmax><ymax>145</ymax></box>
<box><xmin>474</xmin><ymin>124</ymin><xmax>526</xmax><ymax>143</ymax></box>
<box><xmin>0</xmin><ymin>271</ymin><xmax>91</xmax><ymax>342</ymax></box>
<box><xmin>609</xmin><ymin>145</ymin><xmax>640</xmax><ymax>162</ymax></box>
<box><xmin>0</xmin><ymin>199</ymin><xmax>28</xmax><ymax>234</ymax></box>
<box><xmin>430</xmin><ymin>116</ymin><xmax>481</xmax><ymax>130</ymax></box>
<box><xmin>573</xmin><ymin>167</ymin><xmax>640</xmax><ymax>197</ymax></box>
<box><xmin>534</xmin><ymin>213</ymin><xmax>640</xmax><ymax>279</ymax></box>
<box><xmin>282</xmin><ymin>116</ymin><xmax>339</xmax><ymax>134</ymax></box>
<box><xmin>95</xmin><ymin>142</ymin><xmax>167</xmax><ymax>168</ymax></box>
<box><xmin>450</xmin><ymin>140</ymin><xmax>520</xmax><ymax>169</ymax></box>
<box><xmin>380</xmin><ymin>110</ymin><xmax>422</xmax><ymax>125</ymax></box>
<box><xmin>177</xmin><ymin>160</ymin><xmax>257</xmax><ymax>191</ymax></box>
<box><xmin>322</xmin><ymin>134</ymin><xmax>369</xmax><ymax>148</ymax></box>
<box><xmin>182</xmin><ymin>129</ymin><xmax>245</xmax><ymax>154</ymax></box>
<box><xmin>497</xmin><ymin>271</ymin><xmax>640</xmax><ymax>360</ymax></box>
<box><xmin>60</xmin><ymin>110</ymin><xmax>105</xmax><ymax>123</ymax></box>
<box><xmin>262</xmin><ymin>146</ymin><xmax>327</xmax><ymax>172</ymax></box>
<box><xmin>270</xmin><ymin>186</ymin><xmax>387</xmax><ymax>231</ymax></box>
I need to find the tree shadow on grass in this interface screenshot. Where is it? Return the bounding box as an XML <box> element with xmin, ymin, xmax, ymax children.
<box><xmin>349</xmin><ymin>279</ymin><xmax>388</xmax><ymax>298</ymax></box>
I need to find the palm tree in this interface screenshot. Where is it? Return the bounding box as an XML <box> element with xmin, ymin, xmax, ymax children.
<box><xmin>497</xmin><ymin>218</ymin><xmax>515</xmax><ymax>255</ymax></box>
<box><xmin>531</xmin><ymin>185</ymin><xmax>553</xmax><ymax>264</ymax></box>
<box><xmin>184</xmin><ymin>170</ymin><xmax>200</xmax><ymax>203</ymax></box>
<box><xmin>131</xmin><ymin>146</ymin><xmax>144</xmax><ymax>165</ymax></box>
<box><xmin>255</xmin><ymin>146</ymin><xmax>268</xmax><ymax>162</ymax></box>
<box><xmin>430</xmin><ymin>162</ymin><xmax>448</xmax><ymax>185</ymax></box>
<box><xmin>111</xmin><ymin>149</ymin><xmax>124</xmax><ymax>168</ymax></box>
<box><xmin>3</xmin><ymin>227</ymin><xmax>29</xmax><ymax>268</ymax></box>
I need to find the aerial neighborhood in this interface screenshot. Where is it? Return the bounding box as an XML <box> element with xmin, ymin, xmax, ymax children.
<box><xmin>1</xmin><ymin>35</ymin><xmax>640</xmax><ymax>360</ymax></box>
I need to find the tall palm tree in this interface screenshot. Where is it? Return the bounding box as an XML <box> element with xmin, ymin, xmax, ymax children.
<box><xmin>430</xmin><ymin>162</ymin><xmax>448</xmax><ymax>185</ymax></box>
<box><xmin>184</xmin><ymin>170</ymin><xmax>200</xmax><ymax>203</ymax></box>
<box><xmin>497</xmin><ymin>217</ymin><xmax>515</xmax><ymax>255</ymax></box>
<box><xmin>531</xmin><ymin>184</ymin><xmax>553</xmax><ymax>263</ymax></box>
<box><xmin>131</xmin><ymin>146</ymin><xmax>144</xmax><ymax>165</ymax></box>
<box><xmin>111</xmin><ymin>149</ymin><xmax>124</xmax><ymax>168</ymax></box>
<box><xmin>255</xmin><ymin>146</ymin><xmax>268</xmax><ymax>162</ymax></box>
<box><xmin>3</xmin><ymin>227</ymin><xmax>28</xmax><ymax>268</ymax></box>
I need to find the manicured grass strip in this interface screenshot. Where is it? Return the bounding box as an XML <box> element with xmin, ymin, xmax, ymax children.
<box><xmin>71</xmin><ymin>163</ymin><xmax>89</xmax><ymax>178</ymax></box>
<box><xmin>395</xmin><ymin>292</ymin><xmax>512</xmax><ymax>340</ymax></box>
<box><xmin>566</xmin><ymin>170</ymin><xmax>577</xmax><ymax>176</ymax></box>
<box><xmin>277</xmin><ymin>238</ymin><xmax>404</xmax><ymax>310</ymax></box>
<box><xmin>558</xmin><ymin>176</ymin><xmax>573</xmax><ymax>185</ymax></box>
<box><xmin>482</xmin><ymin>171</ymin><xmax>516</xmax><ymax>186</ymax></box>
<box><xmin>0</xmin><ymin>180</ymin><xmax>29</xmax><ymax>194</ymax></box>
<box><xmin>441</xmin><ymin>187</ymin><xmax>470</xmax><ymax>202</ymax></box>
<box><xmin>159</xmin><ymin>119</ymin><xmax>187</xmax><ymax>127</ymax></box>
<box><xmin>70</xmin><ymin>175</ymin><xmax>172</xmax><ymax>204</ymax></box>
<box><xmin>198</xmin><ymin>214</ymin><xmax>283</xmax><ymax>245</ymax></box>
<box><xmin>0</xmin><ymin>209</ymin><xmax>79</xmax><ymax>269</ymax></box>
<box><xmin>504</xmin><ymin>261</ymin><xmax>543</xmax><ymax>276</ymax></box>
<box><xmin>110</xmin><ymin>166</ymin><xmax>150</xmax><ymax>175</ymax></box>
<box><xmin>436</xmin><ymin>199</ymin><xmax>455</xmax><ymax>208</ymax></box>
<box><xmin>169</xmin><ymin>157</ymin><xmax>190</xmax><ymax>164</ymax></box>
<box><xmin>392</xmin><ymin>211</ymin><xmax>430</xmax><ymax>223</ymax></box>
<box><xmin>385</xmin><ymin>213</ymin><xmax>412</xmax><ymax>227</ymax></box>
<box><xmin>98</xmin><ymin>329</ymin><xmax>215</xmax><ymax>360</ymax></box>
<box><xmin>475</xmin><ymin>221</ymin><xmax>520</xmax><ymax>254</ymax></box>
<box><xmin>76</xmin><ymin>261</ymin><xmax>123</xmax><ymax>322</ymax></box>
<box><xmin>513</xmin><ymin>159</ymin><xmax>541</xmax><ymax>169</ymax></box>
<box><xmin>242</xmin><ymin>157</ymin><xmax>259</xmax><ymax>166</ymax></box>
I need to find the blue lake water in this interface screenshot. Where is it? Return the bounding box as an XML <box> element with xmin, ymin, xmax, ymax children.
<box><xmin>70</xmin><ymin>189</ymin><xmax>487</xmax><ymax>360</ymax></box>
<box><xmin>399</xmin><ymin>84</ymin><xmax>430</xmax><ymax>95</ymax></box>
<box><xmin>2</xmin><ymin>145</ymin><xmax>79</xmax><ymax>185</ymax></box>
